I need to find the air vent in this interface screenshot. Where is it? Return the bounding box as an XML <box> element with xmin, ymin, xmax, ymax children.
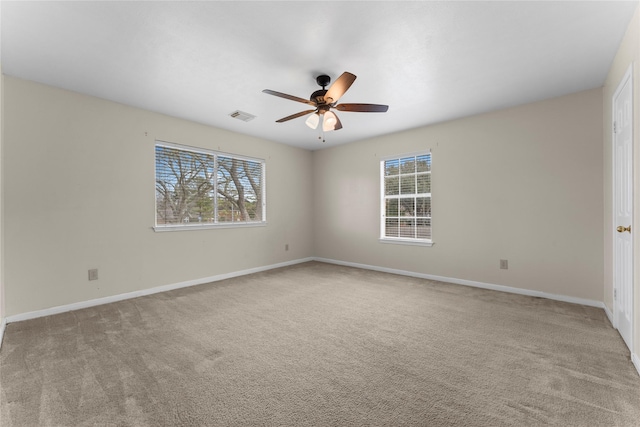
<box><xmin>229</xmin><ymin>110</ymin><xmax>256</xmax><ymax>122</ymax></box>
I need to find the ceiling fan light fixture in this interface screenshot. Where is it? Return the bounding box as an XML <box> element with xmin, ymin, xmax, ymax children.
<box><xmin>323</xmin><ymin>111</ymin><xmax>338</xmax><ymax>131</ymax></box>
<box><xmin>305</xmin><ymin>112</ymin><xmax>320</xmax><ymax>129</ymax></box>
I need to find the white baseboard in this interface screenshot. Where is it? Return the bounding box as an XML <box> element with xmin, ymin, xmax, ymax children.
<box><xmin>5</xmin><ymin>257</ymin><xmax>314</xmax><ymax>324</ymax></box>
<box><xmin>632</xmin><ymin>353</ymin><xmax>640</xmax><ymax>377</ymax></box>
<box><xmin>313</xmin><ymin>257</ymin><xmax>605</xmax><ymax>309</ymax></box>
<box><xmin>603</xmin><ymin>303</ymin><xmax>614</xmax><ymax>327</ymax></box>
<box><xmin>631</xmin><ymin>353</ymin><xmax>640</xmax><ymax>375</ymax></box>
<box><xmin>0</xmin><ymin>318</ymin><xmax>6</xmax><ymax>348</ymax></box>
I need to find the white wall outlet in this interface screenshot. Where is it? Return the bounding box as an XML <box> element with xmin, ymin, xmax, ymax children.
<box><xmin>88</xmin><ymin>268</ymin><xmax>99</xmax><ymax>281</ymax></box>
<box><xmin>500</xmin><ymin>259</ymin><xmax>508</xmax><ymax>270</ymax></box>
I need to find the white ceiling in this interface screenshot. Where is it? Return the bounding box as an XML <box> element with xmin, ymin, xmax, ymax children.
<box><xmin>1</xmin><ymin>1</ymin><xmax>638</xmax><ymax>150</ymax></box>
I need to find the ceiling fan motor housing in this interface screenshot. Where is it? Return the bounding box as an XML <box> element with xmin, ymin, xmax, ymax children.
<box><xmin>310</xmin><ymin>89</ymin><xmax>328</xmax><ymax>104</ymax></box>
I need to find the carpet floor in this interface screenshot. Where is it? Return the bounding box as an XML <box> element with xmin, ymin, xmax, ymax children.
<box><xmin>1</xmin><ymin>261</ymin><xmax>639</xmax><ymax>426</ymax></box>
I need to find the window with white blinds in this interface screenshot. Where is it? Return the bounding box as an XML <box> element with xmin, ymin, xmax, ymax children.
<box><xmin>381</xmin><ymin>152</ymin><xmax>432</xmax><ymax>245</ymax></box>
<box><xmin>155</xmin><ymin>142</ymin><xmax>266</xmax><ymax>230</ymax></box>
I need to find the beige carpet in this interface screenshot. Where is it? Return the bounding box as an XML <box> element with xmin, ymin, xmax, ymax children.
<box><xmin>1</xmin><ymin>261</ymin><xmax>639</xmax><ymax>426</ymax></box>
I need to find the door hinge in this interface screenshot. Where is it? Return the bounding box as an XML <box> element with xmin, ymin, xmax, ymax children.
<box><xmin>613</xmin><ymin>121</ymin><xmax>617</xmax><ymax>134</ymax></box>
<box><xmin>614</xmin><ymin>288</ymin><xmax>617</xmax><ymax>300</ymax></box>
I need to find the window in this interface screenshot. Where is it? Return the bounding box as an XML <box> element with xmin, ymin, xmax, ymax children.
<box><xmin>381</xmin><ymin>152</ymin><xmax>432</xmax><ymax>245</ymax></box>
<box><xmin>155</xmin><ymin>142</ymin><xmax>265</xmax><ymax>230</ymax></box>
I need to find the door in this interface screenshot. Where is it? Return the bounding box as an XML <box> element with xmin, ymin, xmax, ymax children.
<box><xmin>613</xmin><ymin>66</ymin><xmax>633</xmax><ymax>351</ymax></box>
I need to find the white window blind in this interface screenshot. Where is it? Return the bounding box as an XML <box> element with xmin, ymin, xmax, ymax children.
<box><xmin>155</xmin><ymin>142</ymin><xmax>266</xmax><ymax>229</ymax></box>
<box><xmin>381</xmin><ymin>152</ymin><xmax>431</xmax><ymax>244</ymax></box>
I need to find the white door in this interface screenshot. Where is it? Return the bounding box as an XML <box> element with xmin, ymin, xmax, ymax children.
<box><xmin>613</xmin><ymin>66</ymin><xmax>633</xmax><ymax>351</ymax></box>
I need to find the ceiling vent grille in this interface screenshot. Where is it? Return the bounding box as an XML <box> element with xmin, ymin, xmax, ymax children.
<box><xmin>229</xmin><ymin>110</ymin><xmax>256</xmax><ymax>122</ymax></box>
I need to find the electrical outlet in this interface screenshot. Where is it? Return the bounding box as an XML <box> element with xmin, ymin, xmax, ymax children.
<box><xmin>285</xmin><ymin>244</ymin><xmax>289</xmax><ymax>251</ymax></box>
<box><xmin>88</xmin><ymin>268</ymin><xmax>98</xmax><ymax>281</ymax></box>
<box><xmin>500</xmin><ymin>259</ymin><xmax>508</xmax><ymax>270</ymax></box>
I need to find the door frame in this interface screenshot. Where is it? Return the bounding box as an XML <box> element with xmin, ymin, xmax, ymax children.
<box><xmin>611</xmin><ymin>63</ymin><xmax>634</xmax><ymax>352</ymax></box>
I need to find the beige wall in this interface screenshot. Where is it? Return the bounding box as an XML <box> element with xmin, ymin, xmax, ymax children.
<box><xmin>0</xmin><ymin>64</ymin><xmax>4</xmax><ymax>325</ymax></box>
<box><xmin>603</xmin><ymin>2</ymin><xmax>640</xmax><ymax>359</ymax></box>
<box><xmin>313</xmin><ymin>88</ymin><xmax>604</xmax><ymax>302</ymax></box>
<box><xmin>3</xmin><ymin>77</ymin><xmax>314</xmax><ymax>316</ymax></box>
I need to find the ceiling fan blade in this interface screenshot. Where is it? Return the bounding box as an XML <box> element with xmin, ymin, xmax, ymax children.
<box><xmin>275</xmin><ymin>109</ymin><xmax>317</xmax><ymax>123</ymax></box>
<box><xmin>335</xmin><ymin>103</ymin><xmax>389</xmax><ymax>113</ymax></box>
<box><xmin>324</xmin><ymin>72</ymin><xmax>357</xmax><ymax>104</ymax></box>
<box><xmin>262</xmin><ymin>89</ymin><xmax>316</xmax><ymax>106</ymax></box>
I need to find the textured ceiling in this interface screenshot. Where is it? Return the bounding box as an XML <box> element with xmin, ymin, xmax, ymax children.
<box><xmin>1</xmin><ymin>1</ymin><xmax>638</xmax><ymax>150</ymax></box>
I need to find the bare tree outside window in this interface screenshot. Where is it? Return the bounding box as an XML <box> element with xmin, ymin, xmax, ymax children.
<box><xmin>217</xmin><ymin>157</ymin><xmax>263</xmax><ymax>222</ymax></box>
<box><xmin>155</xmin><ymin>144</ymin><xmax>265</xmax><ymax>227</ymax></box>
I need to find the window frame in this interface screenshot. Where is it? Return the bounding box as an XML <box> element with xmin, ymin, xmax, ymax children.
<box><xmin>379</xmin><ymin>151</ymin><xmax>433</xmax><ymax>247</ymax></box>
<box><xmin>153</xmin><ymin>141</ymin><xmax>266</xmax><ymax>232</ymax></box>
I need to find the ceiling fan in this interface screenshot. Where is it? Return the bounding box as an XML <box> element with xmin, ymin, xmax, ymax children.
<box><xmin>262</xmin><ymin>72</ymin><xmax>389</xmax><ymax>133</ymax></box>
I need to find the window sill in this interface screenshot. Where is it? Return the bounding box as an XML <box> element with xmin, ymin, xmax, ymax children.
<box><xmin>379</xmin><ymin>238</ymin><xmax>434</xmax><ymax>247</ymax></box>
<box><xmin>153</xmin><ymin>222</ymin><xmax>267</xmax><ymax>232</ymax></box>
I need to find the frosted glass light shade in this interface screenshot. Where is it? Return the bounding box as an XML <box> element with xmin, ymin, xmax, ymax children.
<box><xmin>305</xmin><ymin>113</ymin><xmax>320</xmax><ymax>129</ymax></box>
<box><xmin>323</xmin><ymin>111</ymin><xmax>337</xmax><ymax>131</ymax></box>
